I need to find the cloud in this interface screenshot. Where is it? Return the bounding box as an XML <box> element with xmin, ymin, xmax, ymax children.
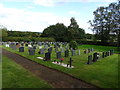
<box><xmin>33</xmin><ymin>0</ymin><xmax>66</xmax><ymax>7</ymax></box>
<box><xmin>68</xmin><ymin>11</ymin><xmax>79</xmax><ymax>15</ymax></box>
<box><xmin>0</xmin><ymin>3</ymin><xmax>70</xmax><ymax>32</ymax></box>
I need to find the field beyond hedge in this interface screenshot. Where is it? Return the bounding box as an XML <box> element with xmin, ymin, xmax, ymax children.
<box><xmin>2</xmin><ymin>44</ymin><xmax>118</xmax><ymax>88</ymax></box>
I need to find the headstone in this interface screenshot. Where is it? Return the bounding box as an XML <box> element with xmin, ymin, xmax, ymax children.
<box><xmin>102</xmin><ymin>52</ymin><xmax>105</xmax><ymax>58</ymax></box>
<box><xmin>19</xmin><ymin>47</ymin><xmax>24</xmax><ymax>52</ymax></box>
<box><xmin>44</xmin><ymin>52</ymin><xmax>51</xmax><ymax>61</ymax></box>
<box><xmin>88</xmin><ymin>48</ymin><xmax>91</xmax><ymax>53</ymax></box>
<box><xmin>38</xmin><ymin>48</ymin><xmax>44</xmax><ymax>54</ymax></box>
<box><xmin>77</xmin><ymin>50</ymin><xmax>80</xmax><ymax>55</ymax></box>
<box><xmin>12</xmin><ymin>44</ymin><xmax>17</xmax><ymax>50</ymax></box>
<box><xmin>55</xmin><ymin>47</ymin><xmax>58</xmax><ymax>52</ymax></box>
<box><xmin>92</xmin><ymin>52</ymin><xmax>97</xmax><ymax>62</ymax></box>
<box><xmin>33</xmin><ymin>46</ymin><xmax>36</xmax><ymax>49</ymax></box>
<box><xmin>64</xmin><ymin>50</ymin><xmax>69</xmax><ymax>57</ymax></box>
<box><xmin>87</xmin><ymin>55</ymin><xmax>92</xmax><ymax>64</ymax></box>
<box><xmin>71</xmin><ymin>50</ymin><xmax>75</xmax><ymax>56</ymax></box>
<box><xmin>56</xmin><ymin>52</ymin><xmax>61</xmax><ymax>59</ymax></box>
<box><xmin>29</xmin><ymin>49</ymin><xmax>35</xmax><ymax>55</ymax></box>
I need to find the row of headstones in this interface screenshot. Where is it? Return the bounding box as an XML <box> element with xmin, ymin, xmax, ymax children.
<box><xmin>87</xmin><ymin>49</ymin><xmax>114</xmax><ymax>64</ymax></box>
<box><xmin>3</xmin><ymin>41</ymin><xmax>68</xmax><ymax>47</ymax></box>
<box><xmin>84</xmin><ymin>48</ymin><xmax>94</xmax><ymax>54</ymax></box>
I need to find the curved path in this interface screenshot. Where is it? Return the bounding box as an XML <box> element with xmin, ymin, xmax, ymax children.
<box><xmin>2</xmin><ymin>48</ymin><xmax>99</xmax><ymax>88</ymax></box>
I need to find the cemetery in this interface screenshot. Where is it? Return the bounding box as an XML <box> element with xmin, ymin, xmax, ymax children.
<box><xmin>1</xmin><ymin>41</ymin><xmax>118</xmax><ymax>88</ymax></box>
<box><xmin>1</xmin><ymin>0</ymin><xmax>119</xmax><ymax>88</ymax></box>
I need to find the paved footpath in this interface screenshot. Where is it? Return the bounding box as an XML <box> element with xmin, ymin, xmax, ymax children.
<box><xmin>2</xmin><ymin>48</ymin><xmax>99</xmax><ymax>88</ymax></box>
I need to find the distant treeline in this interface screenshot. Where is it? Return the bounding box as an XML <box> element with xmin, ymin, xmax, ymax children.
<box><xmin>1</xmin><ymin>29</ymin><xmax>55</xmax><ymax>42</ymax></box>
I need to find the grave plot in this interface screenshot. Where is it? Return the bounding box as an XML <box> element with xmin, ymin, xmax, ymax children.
<box><xmin>2</xmin><ymin>42</ymin><xmax>118</xmax><ymax>88</ymax></box>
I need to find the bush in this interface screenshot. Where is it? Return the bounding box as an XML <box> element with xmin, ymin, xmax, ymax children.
<box><xmin>69</xmin><ymin>40</ymin><xmax>78</xmax><ymax>50</ymax></box>
<box><xmin>75</xmin><ymin>39</ymin><xmax>117</xmax><ymax>46</ymax></box>
<box><xmin>2</xmin><ymin>37</ymin><xmax>55</xmax><ymax>42</ymax></box>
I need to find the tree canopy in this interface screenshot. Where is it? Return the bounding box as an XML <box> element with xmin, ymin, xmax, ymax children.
<box><xmin>41</xmin><ymin>17</ymin><xmax>85</xmax><ymax>42</ymax></box>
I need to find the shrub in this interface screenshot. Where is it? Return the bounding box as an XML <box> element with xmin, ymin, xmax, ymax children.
<box><xmin>69</xmin><ymin>40</ymin><xmax>78</xmax><ymax>50</ymax></box>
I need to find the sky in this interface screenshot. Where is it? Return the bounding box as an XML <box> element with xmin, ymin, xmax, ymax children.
<box><xmin>0</xmin><ymin>0</ymin><xmax>117</xmax><ymax>34</ymax></box>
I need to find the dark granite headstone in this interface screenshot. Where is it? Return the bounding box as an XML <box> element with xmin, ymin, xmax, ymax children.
<box><xmin>87</xmin><ymin>55</ymin><xmax>92</xmax><ymax>64</ymax></box>
<box><xmin>48</xmin><ymin>47</ymin><xmax>52</xmax><ymax>53</ymax></box>
<box><xmin>56</xmin><ymin>51</ymin><xmax>61</xmax><ymax>59</ymax></box>
<box><xmin>33</xmin><ymin>46</ymin><xmax>36</xmax><ymax>49</ymax></box>
<box><xmin>64</xmin><ymin>50</ymin><xmax>69</xmax><ymax>57</ymax></box>
<box><xmin>19</xmin><ymin>47</ymin><xmax>24</xmax><ymax>52</ymax></box>
<box><xmin>44</xmin><ymin>52</ymin><xmax>51</xmax><ymax>61</ymax></box>
<box><xmin>102</xmin><ymin>52</ymin><xmax>105</xmax><ymax>58</ymax></box>
<box><xmin>29</xmin><ymin>49</ymin><xmax>35</xmax><ymax>55</ymax></box>
<box><xmin>93</xmin><ymin>52</ymin><xmax>97</xmax><ymax>62</ymax></box>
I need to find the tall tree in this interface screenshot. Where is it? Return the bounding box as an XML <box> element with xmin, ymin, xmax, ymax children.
<box><xmin>88</xmin><ymin>1</ymin><xmax>120</xmax><ymax>45</ymax></box>
<box><xmin>68</xmin><ymin>17</ymin><xmax>85</xmax><ymax>40</ymax></box>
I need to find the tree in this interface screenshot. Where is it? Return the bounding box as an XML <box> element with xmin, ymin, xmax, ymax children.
<box><xmin>0</xmin><ymin>28</ymin><xmax>8</xmax><ymax>38</ymax></box>
<box><xmin>68</xmin><ymin>17</ymin><xmax>85</xmax><ymax>40</ymax></box>
<box><xmin>88</xmin><ymin>1</ymin><xmax>120</xmax><ymax>46</ymax></box>
<box><xmin>41</xmin><ymin>23</ymin><xmax>68</xmax><ymax>41</ymax></box>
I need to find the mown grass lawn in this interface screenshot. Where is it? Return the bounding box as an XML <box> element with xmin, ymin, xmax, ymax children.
<box><xmin>2</xmin><ymin>44</ymin><xmax>118</xmax><ymax>88</ymax></box>
<box><xmin>2</xmin><ymin>55</ymin><xmax>52</xmax><ymax>88</ymax></box>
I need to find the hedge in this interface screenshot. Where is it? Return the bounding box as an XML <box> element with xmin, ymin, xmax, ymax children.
<box><xmin>75</xmin><ymin>39</ymin><xmax>117</xmax><ymax>47</ymax></box>
<box><xmin>2</xmin><ymin>37</ymin><xmax>55</xmax><ymax>42</ymax></box>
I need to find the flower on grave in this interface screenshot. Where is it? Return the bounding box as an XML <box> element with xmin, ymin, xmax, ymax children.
<box><xmin>60</xmin><ymin>58</ymin><xmax>64</xmax><ymax>61</ymax></box>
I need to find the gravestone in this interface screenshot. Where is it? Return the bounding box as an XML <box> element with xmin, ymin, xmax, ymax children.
<box><xmin>97</xmin><ymin>53</ymin><xmax>100</xmax><ymax>59</ymax></box>
<box><xmin>88</xmin><ymin>48</ymin><xmax>91</xmax><ymax>53</ymax></box>
<box><xmin>12</xmin><ymin>44</ymin><xmax>17</xmax><ymax>50</ymax></box>
<box><xmin>19</xmin><ymin>47</ymin><xmax>24</xmax><ymax>52</ymax></box>
<box><xmin>29</xmin><ymin>49</ymin><xmax>35</xmax><ymax>55</ymax></box>
<box><xmin>55</xmin><ymin>47</ymin><xmax>58</xmax><ymax>52</ymax></box>
<box><xmin>38</xmin><ymin>48</ymin><xmax>44</xmax><ymax>54</ymax></box>
<box><xmin>77</xmin><ymin>50</ymin><xmax>80</xmax><ymax>55</ymax></box>
<box><xmin>33</xmin><ymin>46</ymin><xmax>36</xmax><ymax>49</ymax></box>
<box><xmin>102</xmin><ymin>52</ymin><xmax>105</xmax><ymax>58</ymax></box>
<box><xmin>87</xmin><ymin>55</ymin><xmax>92</xmax><ymax>64</ymax></box>
<box><xmin>71</xmin><ymin>50</ymin><xmax>75</xmax><ymax>56</ymax></box>
<box><xmin>44</xmin><ymin>52</ymin><xmax>51</xmax><ymax>61</ymax></box>
<box><xmin>105</xmin><ymin>52</ymin><xmax>108</xmax><ymax>57</ymax></box>
<box><xmin>48</xmin><ymin>47</ymin><xmax>52</xmax><ymax>53</ymax></box>
<box><xmin>56</xmin><ymin>51</ymin><xmax>61</xmax><ymax>59</ymax></box>
<box><xmin>64</xmin><ymin>50</ymin><xmax>69</xmax><ymax>57</ymax></box>
<box><xmin>67</xmin><ymin>57</ymin><xmax>73</xmax><ymax>67</ymax></box>
<box><xmin>92</xmin><ymin>52</ymin><xmax>97</xmax><ymax>62</ymax></box>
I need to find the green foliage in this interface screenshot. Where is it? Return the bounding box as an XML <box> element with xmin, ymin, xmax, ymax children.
<box><xmin>69</xmin><ymin>40</ymin><xmax>78</xmax><ymax>50</ymax></box>
<box><xmin>41</xmin><ymin>18</ymin><xmax>85</xmax><ymax>42</ymax></box>
<box><xmin>68</xmin><ymin>17</ymin><xmax>85</xmax><ymax>40</ymax></box>
<box><xmin>0</xmin><ymin>28</ymin><xmax>8</xmax><ymax>37</ymax></box>
<box><xmin>2</xmin><ymin>55</ymin><xmax>52</xmax><ymax>88</ymax></box>
<box><xmin>88</xmin><ymin>1</ymin><xmax>119</xmax><ymax>44</ymax></box>
<box><xmin>41</xmin><ymin>23</ymin><xmax>68</xmax><ymax>41</ymax></box>
<box><xmin>7</xmin><ymin>31</ymin><xmax>41</xmax><ymax>37</ymax></box>
<box><xmin>2</xmin><ymin>37</ymin><xmax>55</xmax><ymax>42</ymax></box>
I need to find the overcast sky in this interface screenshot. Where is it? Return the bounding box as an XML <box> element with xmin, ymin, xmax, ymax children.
<box><xmin>0</xmin><ymin>0</ymin><xmax>117</xmax><ymax>34</ymax></box>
